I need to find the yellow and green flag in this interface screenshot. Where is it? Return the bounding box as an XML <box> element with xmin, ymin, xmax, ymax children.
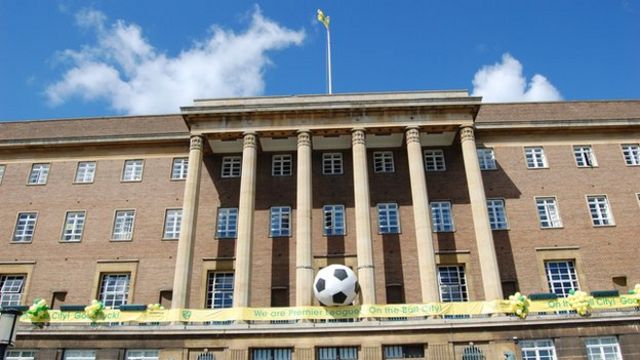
<box><xmin>317</xmin><ymin>9</ymin><xmax>330</xmax><ymax>29</ymax></box>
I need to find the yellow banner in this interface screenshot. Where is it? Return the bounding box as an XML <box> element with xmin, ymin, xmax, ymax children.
<box><xmin>19</xmin><ymin>296</ymin><xmax>639</xmax><ymax>323</ymax></box>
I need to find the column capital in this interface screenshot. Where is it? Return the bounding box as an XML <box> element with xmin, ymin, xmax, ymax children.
<box><xmin>351</xmin><ymin>128</ymin><xmax>366</xmax><ymax>146</ymax></box>
<box><xmin>189</xmin><ymin>135</ymin><xmax>204</xmax><ymax>151</ymax></box>
<box><xmin>242</xmin><ymin>132</ymin><xmax>257</xmax><ymax>149</ymax></box>
<box><xmin>460</xmin><ymin>126</ymin><xmax>475</xmax><ymax>142</ymax></box>
<box><xmin>405</xmin><ymin>127</ymin><xmax>421</xmax><ymax>145</ymax></box>
<box><xmin>297</xmin><ymin>130</ymin><xmax>312</xmax><ymax>147</ymax></box>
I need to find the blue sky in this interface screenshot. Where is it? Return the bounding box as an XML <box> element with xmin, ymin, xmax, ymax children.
<box><xmin>1</xmin><ymin>0</ymin><xmax>638</xmax><ymax>121</ymax></box>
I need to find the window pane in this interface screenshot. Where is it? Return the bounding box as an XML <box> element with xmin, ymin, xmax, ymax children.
<box><xmin>6</xmin><ymin>350</ymin><xmax>37</xmax><ymax>360</ymax></box>
<box><xmin>270</xmin><ymin>206</ymin><xmax>291</xmax><ymax>237</ymax></box>
<box><xmin>28</xmin><ymin>163</ymin><xmax>50</xmax><ymax>184</ymax></box>
<box><xmin>373</xmin><ymin>151</ymin><xmax>395</xmax><ymax>173</ymax></box>
<box><xmin>520</xmin><ymin>340</ymin><xmax>557</xmax><ymax>360</ymax></box>
<box><xmin>126</xmin><ymin>350</ymin><xmax>160</xmax><ymax>360</ymax></box>
<box><xmin>98</xmin><ymin>273</ymin><xmax>130</xmax><ymax>308</ymax></box>
<box><xmin>424</xmin><ymin>150</ymin><xmax>445</xmax><ymax>171</ymax></box>
<box><xmin>323</xmin><ymin>205</ymin><xmax>345</xmax><ymax>235</ymax></box>
<box><xmin>322</xmin><ymin>153</ymin><xmax>343</xmax><ymax>175</ymax></box>
<box><xmin>112</xmin><ymin>210</ymin><xmax>135</xmax><ymax>240</ymax></box>
<box><xmin>377</xmin><ymin>203</ymin><xmax>400</xmax><ymax>234</ymax></box>
<box><xmin>164</xmin><ymin>209</ymin><xmax>182</xmax><ymax>239</ymax></box>
<box><xmin>221</xmin><ymin>156</ymin><xmax>242</xmax><ymax>178</ymax></box>
<box><xmin>64</xmin><ymin>350</ymin><xmax>97</xmax><ymax>360</ymax></box>
<box><xmin>171</xmin><ymin>158</ymin><xmax>189</xmax><ymax>180</ymax></box>
<box><xmin>438</xmin><ymin>265</ymin><xmax>467</xmax><ymax>302</ymax></box>
<box><xmin>545</xmin><ymin>260</ymin><xmax>579</xmax><ymax>297</ymax></box>
<box><xmin>536</xmin><ymin>197</ymin><xmax>562</xmax><ymax>228</ymax></box>
<box><xmin>122</xmin><ymin>160</ymin><xmax>144</xmax><ymax>181</ymax></box>
<box><xmin>487</xmin><ymin>199</ymin><xmax>507</xmax><ymax>230</ymax></box>
<box><xmin>13</xmin><ymin>212</ymin><xmax>38</xmax><ymax>242</ymax></box>
<box><xmin>524</xmin><ymin>147</ymin><xmax>547</xmax><ymax>169</ymax></box>
<box><xmin>587</xmin><ymin>196</ymin><xmax>613</xmax><ymax>226</ymax></box>
<box><xmin>75</xmin><ymin>161</ymin><xmax>96</xmax><ymax>183</ymax></box>
<box><xmin>430</xmin><ymin>202</ymin><xmax>453</xmax><ymax>232</ymax></box>
<box><xmin>206</xmin><ymin>272</ymin><xmax>234</xmax><ymax>309</ymax></box>
<box><xmin>62</xmin><ymin>211</ymin><xmax>86</xmax><ymax>242</ymax></box>
<box><xmin>622</xmin><ymin>144</ymin><xmax>640</xmax><ymax>166</ymax></box>
<box><xmin>0</xmin><ymin>274</ymin><xmax>26</xmax><ymax>307</ymax></box>
<box><xmin>272</xmin><ymin>155</ymin><xmax>293</xmax><ymax>176</ymax></box>
<box><xmin>477</xmin><ymin>148</ymin><xmax>496</xmax><ymax>170</ymax></box>
<box><xmin>217</xmin><ymin>208</ymin><xmax>238</xmax><ymax>238</ymax></box>
<box><xmin>573</xmin><ymin>146</ymin><xmax>597</xmax><ymax>167</ymax></box>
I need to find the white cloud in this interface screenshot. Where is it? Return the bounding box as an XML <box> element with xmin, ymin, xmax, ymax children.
<box><xmin>46</xmin><ymin>7</ymin><xmax>305</xmax><ymax>114</ymax></box>
<box><xmin>472</xmin><ymin>53</ymin><xmax>562</xmax><ymax>102</ymax></box>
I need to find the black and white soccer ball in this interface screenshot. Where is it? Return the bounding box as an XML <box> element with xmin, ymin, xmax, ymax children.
<box><xmin>313</xmin><ymin>264</ymin><xmax>359</xmax><ymax>306</ymax></box>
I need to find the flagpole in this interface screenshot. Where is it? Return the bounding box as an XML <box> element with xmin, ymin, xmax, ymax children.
<box><xmin>326</xmin><ymin>26</ymin><xmax>332</xmax><ymax>95</ymax></box>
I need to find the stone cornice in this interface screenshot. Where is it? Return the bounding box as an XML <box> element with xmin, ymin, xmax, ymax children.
<box><xmin>476</xmin><ymin>118</ymin><xmax>640</xmax><ymax>130</ymax></box>
<box><xmin>0</xmin><ymin>132</ymin><xmax>189</xmax><ymax>149</ymax></box>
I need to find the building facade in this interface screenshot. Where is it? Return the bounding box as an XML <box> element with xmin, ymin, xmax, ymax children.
<box><xmin>1</xmin><ymin>91</ymin><xmax>639</xmax><ymax>359</ymax></box>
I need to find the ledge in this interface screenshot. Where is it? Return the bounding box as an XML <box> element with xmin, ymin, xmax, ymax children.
<box><xmin>535</xmin><ymin>246</ymin><xmax>580</xmax><ymax>251</ymax></box>
<box><xmin>0</xmin><ymin>260</ymin><xmax>36</xmax><ymax>265</ymax></box>
<box><xmin>96</xmin><ymin>259</ymin><xmax>139</xmax><ymax>264</ymax></box>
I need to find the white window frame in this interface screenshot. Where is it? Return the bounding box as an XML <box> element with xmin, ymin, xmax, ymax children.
<box><xmin>163</xmin><ymin>208</ymin><xmax>182</xmax><ymax>240</ymax></box>
<box><xmin>373</xmin><ymin>151</ymin><xmax>395</xmax><ymax>173</ymax></box>
<box><xmin>535</xmin><ymin>197</ymin><xmax>563</xmax><ymax>229</ymax></box>
<box><xmin>377</xmin><ymin>203</ymin><xmax>400</xmax><ymax>234</ymax></box>
<box><xmin>126</xmin><ymin>350</ymin><xmax>160</xmax><ymax>360</ymax></box>
<box><xmin>423</xmin><ymin>149</ymin><xmax>446</xmax><ymax>171</ymax></box>
<box><xmin>430</xmin><ymin>201</ymin><xmax>454</xmax><ymax>232</ymax></box>
<box><xmin>477</xmin><ymin>148</ymin><xmax>497</xmax><ymax>170</ymax></box>
<box><xmin>437</xmin><ymin>265</ymin><xmax>468</xmax><ymax>302</ymax></box>
<box><xmin>487</xmin><ymin>198</ymin><xmax>508</xmax><ymax>230</ymax></box>
<box><xmin>524</xmin><ymin>147</ymin><xmax>548</xmax><ymax>169</ymax></box>
<box><xmin>0</xmin><ymin>164</ymin><xmax>6</xmax><ymax>185</ymax></box>
<box><xmin>206</xmin><ymin>272</ymin><xmax>234</xmax><ymax>309</ymax></box>
<box><xmin>5</xmin><ymin>350</ymin><xmax>37</xmax><ymax>360</ymax></box>
<box><xmin>28</xmin><ymin>163</ymin><xmax>49</xmax><ymax>185</ymax></box>
<box><xmin>112</xmin><ymin>210</ymin><xmax>136</xmax><ymax>241</ymax></box>
<box><xmin>74</xmin><ymin>161</ymin><xmax>97</xmax><ymax>183</ymax></box>
<box><xmin>584</xmin><ymin>337</ymin><xmax>622</xmax><ymax>360</ymax></box>
<box><xmin>0</xmin><ymin>274</ymin><xmax>26</xmax><ymax>307</ymax></box>
<box><xmin>621</xmin><ymin>143</ymin><xmax>640</xmax><ymax>166</ymax></box>
<box><xmin>221</xmin><ymin>156</ymin><xmax>242</xmax><ymax>178</ymax></box>
<box><xmin>61</xmin><ymin>211</ymin><xmax>86</xmax><ymax>242</ymax></box>
<box><xmin>270</xmin><ymin>206</ymin><xmax>291</xmax><ymax>237</ymax></box>
<box><xmin>13</xmin><ymin>212</ymin><xmax>38</xmax><ymax>242</ymax></box>
<box><xmin>122</xmin><ymin>159</ymin><xmax>144</xmax><ymax>182</ymax></box>
<box><xmin>545</xmin><ymin>260</ymin><xmax>579</xmax><ymax>297</ymax></box>
<box><xmin>272</xmin><ymin>154</ymin><xmax>293</xmax><ymax>176</ymax></box>
<box><xmin>573</xmin><ymin>145</ymin><xmax>597</xmax><ymax>167</ymax></box>
<box><xmin>323</xmin><ymin>205</ymin><xmax>346</xmax><ymax>236</ymax></box>
<box><xmin>216</xmin><ymin>207</ymin><xmax>238</xmax><ymax>239</ymax></box>
<box><xmin>520</xmin><ymin>339</ymin><xmax>557</xmax><ymax>360</ymax></box>
<box><xmin>382</xmin><ymin>345</ymin><xmax>424</xmax><ymax>360</ymax></box>
<box><xmin>171</xmin><ymin>157</ymin><xmax>189</xmax><ymax>180</ymax></box>
<box><xmin>98</xmin><ymin>273</ymin><xmax>130</xmax><ymax>308</ymax></box>
<box><xmin>317</xmin><ymin>347</ymin><xmax>358</xmax><ymax>360</ymax></box>
<box><xmin>586</xmin><ymin>195</ymin><xmax>614</xmax><ymax>226</ymax></box>
<box><xmin>322</xmin><ymin>153</ymin><xmax>343</xmax><ymax>175</ymax></box>
<box><xmin>63</xmin><ymin>350</ymin><xmax>96</xmax><ymax>360</ymax></box>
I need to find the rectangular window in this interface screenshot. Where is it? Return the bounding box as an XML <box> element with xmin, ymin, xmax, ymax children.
<box><xmin>545</xmin><ymin>260</ymin><xmax>579</xmax><ymax>297</ymax></box>
<box><xmin>171</xmin><ymin>158</ymin><xmax>189</xmax><ymax>180</ymax></box>
<box><xmin>377</xmin><ymin>203</ymin><xmax>400</xmax><ymax>234</ymax></box>
<box><xmin>383</xmin><ymin>345</ymin><xmax>424</xmax><ymax>359</ymax></box>
<box><xmin>0</xmin><ymin>274</ymin><xmax>25</xmax><ymax>307</ymax></box>
<box><xmin>216</xmin><ymin>208</ymin><xmax>238</xmax><ymax>238</ymax></box>
<box><xmin>221</xmin><ymin>156</ymin><xmax>242</xmax><ymax>178</ymax></box>
<box><xmin>61</xmin><ymin>211</ymin><xmax>86</xmax><ymax>242</ymax></box>
<box><xmin>437</xmin><ymin>265</ymin><xmax>468</xmax><ymax>302</ymax></box>
<box><xmin>573</xmin><ymin>145</ymin><xmax>597</xmax><ymax>167</ymax></box>
<box><xmin>252</xmin><ymin>349</ymin><xmax>292</xmax><ymax>360</ymax></box>
<box><xmin>112</xmin><ymin>210</ymin><xmax>135</xmax><ymax>240</ymax></box>
<box><xmin>520</xmin><ymin>340</ymin><xmax>557</xmax><ymax>360</ymax></box>
<box><xmin>477</xmin><ymin>148</ymin><xmax>497</xmax><ymax>170</ymax></box>
<box><xmin>585</xmin><ymin>337</ymin><xmax>622</xmax><ymax>360</ymax></box>
<box><xmin>524</xmin><ymin>147</ymin><xmax>548</xmax><ymax>169</ymax></box>
<box><xmin>122</xmin><ymin>159</ymin><xmax>144</xmax><ymax>181</ymax></box>
<box><xmin>5</xmin><ymin>350</ymin><xmax>37</xmax><ymax>360</ymax></box>
<box><xmin>98</xmin><ymin>273</ymin><xmax>130</xmax><ymax>308</ymax></box>
<box><xmin>423</xmin><ymin>149</ymin><xmax>445</xmax><ymax>171</ymax></box>
<box><xmin>13</xmin><ymin>212</ymin><xmax>37</xmax><ymax>242</ymax></box>
<box><xmin>163</xmin><ymin>209</ymin><xmax>182</xmax><ymax>239</ymax></box>
<box><xmin>126</xmin><ymin>350</ymin><xmax>160</xmax><ymax>360</ymax></box>
<box><xmin>317</xmin><ymin>347</ymin><xmax>358</xmax><ymax>360</ymax></box>
<box><xmin>63</xmin><ymin>350</ymin><xmax>96</xmax><ymax>360</ymax></box>
<box><xmin>272</xmin><ymin>154</ymin><xmax>293</xmax><ymax>176</ymax></box>
<box><xmin>0</xmin><ymin>164</ymin><xmax>6</xmax><ymax>184</ymax></box>
<box><xmin>323</xmin><ymin>205</ymin><xmax>346</xmax><ymax>236</ymax></box>
<box><xmin>535</xmin><ymin>197</ymin><xmax>563</xmax><ymax>228</ymax></box>
<box><xmin>206</xmin><ymin>272</ymin><xmax>234</xmax><ymax>309</ymax></box>
<box><xmin>621</xmin><ymin>144</ymin><xmax>640</xmax><ymax>166</ymax></box>
<box><xmin>430</xmin><ymin>201</ymin><xmax>454</xmax><ymax>232</ymax></box>
<box><xmin>74</xmin><ymin>161</ymin><xmax>96</xmax><ymax>183</ymax></box>
<box><xmin>373</xmin><ymin>151</ymin><xmax>395</xmax><ymax>173</ymax></box>
<box><xmin>270</xmin><ymin>206</ymin><xmax>291</xmax><ymax>237</ymax></box>
<box><xmin>487</xmin><ymin>199</ymin><xmax>508</xmax><ymax>230</ymax></box>
<box><xmin>28</xmin><ymin>163</ymin><xmax>49</xmax><ymax>184</ymax></box>
<box><xmin>322</xmin><ymin>153</ymin><xmax>343</xmax><ymax>175</ymax></box>
<box><xmin>587</xmin><ymin>195</ymin><xmax>614</xmax><ymax>226</ymax></box>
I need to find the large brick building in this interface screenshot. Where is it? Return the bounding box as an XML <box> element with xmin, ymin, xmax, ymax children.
<box><xmin>1</xmin><ymin>91</ymin><xmax>639</xmax><ymax>359</ymax></box>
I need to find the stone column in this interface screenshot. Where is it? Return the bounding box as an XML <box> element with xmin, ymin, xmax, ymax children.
<box><xmin>405</xmin><ymin>127</ymin><xmax>440</xmax><ymax>303</ymax></box>
<box><xmin>233</xmin><ymin>132</ymin><xmax>258</xmax><ymax>307</ymax></box>
<box><xmin>171</xmin><ymin>135</ymin><xmax>204</xmax><ymax>309</ymax></box>
<box><xmin>351</xmin><ymin>128</ymin><xmax>376</xmax><ymax>305</ymax></box>
<box><xmin>295</xmin><ymin>130</ymin><xmax>314</xmax><ymax>306</ymax></box>
<box><xmin>460</xmin><ymin>126</ymin><xmax>503</xmax><ymax>300</ymax></box>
